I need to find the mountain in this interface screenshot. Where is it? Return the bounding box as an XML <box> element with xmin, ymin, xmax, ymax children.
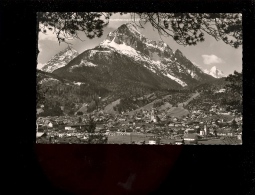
<box><xmin>203</xmin><ymin>66</ymin><xmax>225</xmax><ymax>78</ymax></box>
<box><xmin>52</xmin><ymin>23</ymin><xmax>215</xmax><ymax>94</ymax></box>
<box><xmin>40</xmin><ymin>47</ymin><xmax>79</xmax><ymax>73</ymax></box>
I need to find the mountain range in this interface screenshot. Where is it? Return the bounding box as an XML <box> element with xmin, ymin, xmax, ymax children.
<box><xmin>38</xmin><ymin>23</ymin><xmax>225</xmax><ymax>99</ymax></box>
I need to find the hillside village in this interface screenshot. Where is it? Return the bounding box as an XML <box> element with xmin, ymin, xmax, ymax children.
<box><xmin>37</xmin><ymin>86</ymin><xmax>242</xmax><ymax>145</ymax></box>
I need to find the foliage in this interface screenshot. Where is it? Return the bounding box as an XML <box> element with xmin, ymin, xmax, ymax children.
<box><xmin>231</xmin><ymin>119</ymin><xmax>238</xmax><ymax>130</ymax></box>
<box><xmin>128</xmin><ymin>13</ymin><xmax>242</xmax><ymax>48</ymax></box>
<box><xmin>114</xmin><ymin>97</ymin><xmax>149</xmax><ymax>113</ymax></box>
<box><xmin>153</xmin><ymin>100</ymin><xmax>164</xmax><ymax>108</ymax></box>
<box><xmin>38</xmin><ymin>12</ymin><xmax>242</xmax><ymax>48</ymax></box>
<box><xmin>86</xmin><ymin>134</ymin><xmax>108</xmax><ymax>144</ymax></box>
<box><xmin>87</xmin><ymin>115</ymin><xmax>96</xmax><ymax>133</ymax></box>
<box><xmin>68</xmin><ymin>110</ymin><xmax>75</xmax><ymax>115</ymax></box>
<box><xmin>39</xmin><ymin>102</ymin><xmax>63</xmax><ymax>116</ymax></box>
<box><xmin>77</xmin><ymin>111</ymin><xmax>83</xmax><ymax>116</ymax></box>
<box><xmin>84</xmin><ymin>115</ymin><xmax>107</xmax><ymax>144</ymax></box>
<box><xmin>225</xmin><ymin>71</ymin><xmax>242</xmax><ymax>97</ymax></box>
<box><xmin>38</xmin><ymin>12</ymin><xmax>111</xmax><ymax>45</ymax></box>
<box><xmin>225</xmin><ymin>71</ymin><xmax>242</xmax><ymax>112</ymax></box>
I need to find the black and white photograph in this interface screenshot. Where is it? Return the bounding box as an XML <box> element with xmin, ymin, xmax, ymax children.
<box><xmin>3</xmin><ymin>0</ymin><xmax>255</xmax><ymax>194</ymax></box>
<box><xmin>36</xmin><ymin>12</ymin><xmax>242</xmax><ymax>145</ymax></box>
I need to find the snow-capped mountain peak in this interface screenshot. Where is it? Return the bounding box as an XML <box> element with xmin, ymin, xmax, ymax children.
<box><xmin>40</xmin><ymin>47</ymin><xmax>79</xmax><ymax>73</ymax></box>
<box><xmin>50</xmin><ymin>23</ymin><xmax>217</xmax><ymax>91</ymax></box>
<box><xmin>203</xmin><ymin>66</ymin><xmax>225</xmax><ymax>78</ymax></box>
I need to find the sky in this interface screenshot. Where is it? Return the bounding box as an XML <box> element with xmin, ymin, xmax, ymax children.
<box><xmin>37</xmin><ymin>13</ymin><xmax>242</xmax><ymax>76</ymax></box>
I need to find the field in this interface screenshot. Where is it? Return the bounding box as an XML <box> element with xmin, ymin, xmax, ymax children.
<box><xmin>104</xmin><ymin>99</ymin><xmax>120</xmax><ymax>114</ymax></box>
<box><xmin>107</xmin><ymin>133</ymin><xmax>241</xmax><ymax>145</ymax></box>
<box><xmin>108</xmin><ymin>133</ymin><xmax>178</xmax><ymax>144</ymax></box>
<box><xmin>166</xmin><ymin>107</ymin><xmax>189</xmax><ymax>118</ymax></box>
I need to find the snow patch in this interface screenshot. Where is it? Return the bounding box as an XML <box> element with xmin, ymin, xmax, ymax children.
<box><xmin>41</xmin><ymin>62</ymin><xmax>67</xmax><ymax>73</ymax></box>
<box><xmin>100</xmin><ymin>38</ymin><xmax>139</xmax><ymax>57</ymax></box>
<box><xmin>39</xmin><ymin>78</ymin><xmax>59</xmax><ymax>84</ymax></box>
<box><xmin>70</xmin><ymin>60</ymin><xmax>97</xmax><ymax>71</ymax></box>
<box><xmin>190</xmin><ymin>71</ymin><xmax>196</xmax><ymax>78</ymax></box>
<box><xmin>166</xmin><ymin>74</ymin><xmax>187</xmax><ymax>87</ymax></box>
<box><xmin>73</xmin><ymin>82</ymin><xmax>84</xmax><ymax>86</ymax></box>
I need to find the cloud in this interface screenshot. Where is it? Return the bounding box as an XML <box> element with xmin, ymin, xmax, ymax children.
<box><xmin>202</xmin><ymin>54</ymin><xmax>224</xmax><ymax>65</ymax></box>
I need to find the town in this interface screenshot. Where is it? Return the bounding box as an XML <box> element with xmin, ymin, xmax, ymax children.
<box><xmin>36</xmin><ymin>87</ymin><xmax>242</xmax><ymax>145</ymax></box>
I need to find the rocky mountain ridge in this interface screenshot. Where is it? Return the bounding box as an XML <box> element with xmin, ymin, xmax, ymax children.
<box><xmin>40</xmin><ymin>47</ymin><xmax>79</xmax><ymax>73</ymax></box>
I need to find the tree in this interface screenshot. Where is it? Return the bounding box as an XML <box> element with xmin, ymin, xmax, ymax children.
<box><xmin>77</xmin><ymin>111</ymin><xmax>83</xmax><ymax>116</ymax></box>
<box><xmin>38</xmin><ymin>12</ymin><xmax>242</xmax><ymax>50</ymax></box>
<box><xmin>131</xmin><ymin>13</ymin><xmax>242</xmax><ymax>48</ymax></box>
<box><xmin>213</xmin><ymin>129</ymin><xmax>218</xmax><ymax>137</ymax></box>
<box><xmin>87</xmin><ymin>115</ymin><xmax>96</xmax><ymax>133</ymax></box>
<box><xmin>68</xmin><ymin>110</ymin><xmax>75</xmax><ymax>116</ymax></box>
<box><xmin>91</xmin><ymin>93</ymin><xmax>100</xmax><ymax>111</ymax></box>
<box><xmin>225</xmin><ymin>71</ymin><xmax>242</xmax><ymax>98</ymax></box>
<box><xmin>231</xmin><ymin>119</ymin><xmax>238</xmax><ymax>131</ymax></box>
<box><xmin>225</xmin><ymin>71</ymin><xmax>242</xmax><ymax>113</ymax></box>
<box><xmin>38</xmin><ymin>12</ymin><xmax>111</xmax><ymax>47</ymax></box>
<box><xmin>87</xmin><ymin>134</ymin><xmax>108</xmax><ymax>144</ymax></box>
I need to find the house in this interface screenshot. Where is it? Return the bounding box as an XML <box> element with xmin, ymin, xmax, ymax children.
<box><xmin>37</xmin><ymin>125</ymin><xmax>44</xmax><ymax>132</ymax></box>
<box><xmin>237</xmin><ymin>134</ymin><xmax>242</xmax><ymax>140</ymax></box>
<box><xmin>37</xmin><ymin>108</ymin><xmax>44</xmax><ymax>115</ymax></box>
<box><xmin>173</xmin><ymin>117</ymin><xmax>178</xmax><ymax>122</ymax></box>
<box><xmin>200</xmin><ymin>130</ymin><xmax>205</xmax><ymax>136</ymax></box>
<box><xmin>210</xmin><ymin>105</ymin><xmax>217</xmax><ymax>112</ymax></box>
<box><xmin>36</xmin><ymin>132</ymin><xmax>46</xmax><ymax>138</ymax></box>
<box><xmin>168</xmin><ymin>123</ymin><xmax>175</xmax><ymax>127</ymax></box>
<box><xmin>218</xmin><ymin>111</ymin><xmax>231</xmax><ymax>115</ymax></box>
<box><xmin>47</xmin><ymin>121</ymin><xmax>53</xmax><ymax>128</ymax></box>
<box><xmin>181</xmin><ymin>123</ymin><xmax>186</xmax><ymax>126</ymax></box>
<box><xmin>65</xmin><ymin>124</ymin><xmax>75</xmax><ymax>131</ymax></box>
<box><xmin>216</xmin><ymin>89</ymin><xmax>226</xmax><ymax>93</ymax></box>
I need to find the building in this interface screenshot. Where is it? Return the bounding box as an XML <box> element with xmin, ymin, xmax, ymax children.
<box><xmin>210</xmin><ymin>105</ymin><xmax>217</xmax><ymax>112</ymax></box>
<box><xmin>36</xmin><ymin>132</ymin><xmax>46</xmax><ymax>138</ymax></box>
<box><xmin>204</xmin><ymin>124</ymin><xmax>208</xmax><ymax>136</ymax></box>
<box><xmin>200</xmin><ymin>130</ymin><xmax>205</xmax><ymax>136</ymax></box>
<box><xmin>65</xmin><ymin>124</ymin><xmax>74</xmax><ymax>131</ymax></box>
<box><xmin>216</xmin><ymin>89</ymin><xmax>226</xmax><ymax>93</ymax></box>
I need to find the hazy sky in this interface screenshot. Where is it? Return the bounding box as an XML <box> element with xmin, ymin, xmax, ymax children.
<box><xmin>38</xmin><ymin>13</ymin><xmax>242</xmax><ymax>76</ymax></box>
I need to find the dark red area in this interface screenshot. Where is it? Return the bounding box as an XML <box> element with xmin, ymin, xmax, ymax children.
<box><xmin>35</xmin><ymin>145</ymin><xmax>182</xmax><ymax>195</ymax></box>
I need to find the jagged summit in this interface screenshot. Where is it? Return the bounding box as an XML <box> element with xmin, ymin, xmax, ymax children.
<box><xmin>99</xmin><ymin>22</ymin><xmax>174</xmax><ymax>61</ymax></box>
<box><xmin>40</xmin><ymin>47</ymin><xmax>79</xmax><ymax>73</ymax></box>
<box><xmin>204</xmin><ymin>66</ymin><xmax>225</xmax><ymax>78</ymax></box>
<box><xmin>50</xmin><ymin>23</ymin><xmax>216</xmax><ymax>92</ymax></box>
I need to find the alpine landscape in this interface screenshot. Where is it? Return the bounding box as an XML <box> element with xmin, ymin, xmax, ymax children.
<box><xmin>37</xmin><ymin>15</ymin><xmax>242</xmax><ymax>145</ymax></box>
